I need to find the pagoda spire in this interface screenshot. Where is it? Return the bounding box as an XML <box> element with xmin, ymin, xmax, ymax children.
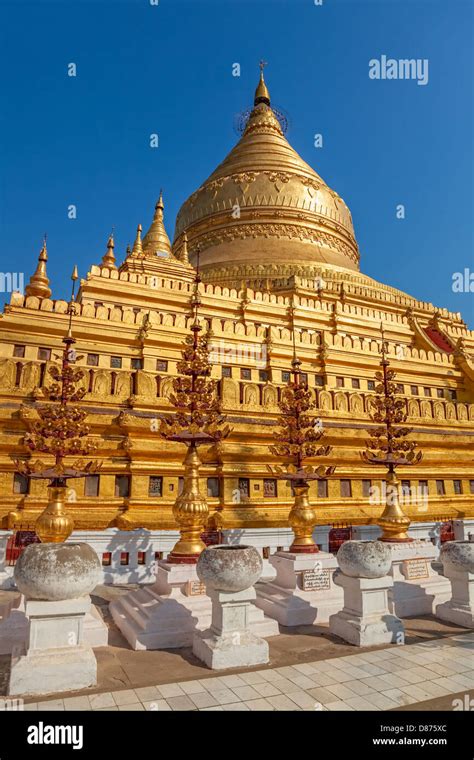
<box><xmin>131</xmin><ymin>224</ymin><xmax>143</xmax><ymax>257</ymax></box>
<box><xmin>101</xmin><ymin>230</ymin><xmax>117</xmax><ymax>270</ymax></box>
<box><xmin>180</xmin><ymin>231</ymin><xmax>189</xmax><ymax>264</ymax></box>
<box><xmin>142</xmin><ymin>190</ymin><xmax>172</xmax><ymax>257</ymax></box>
<box><xmin>254</xmin><ymin>60</ymin><xmax>270</xmax><ymax>106</ymax></box>
<box><xmin>25</xmin><ymin>236</ymin><xmax>52</xmax><ymax>299</ymax></box>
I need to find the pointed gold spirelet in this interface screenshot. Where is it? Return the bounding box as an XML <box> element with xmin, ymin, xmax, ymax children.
<box><xmin>180</xmin><ymin>231</ymin><xmax>189</xmax><ymax>264</ymax></box>
<box><xmin>142</xmin><ymin>190</ymin><xmax>172</xmax><ymax>257</ymax></box>
<box><xmin>101</xmin><ymin>231</ymin><xmax>117</xmax><ymax>269</ymax></box>
<box><xmin>131</xmin><ymin>224</ymin><xmax>143</xmax><ymax>256</ymax></box>
<box><xmin>25</xmin><ymin>236</ymin><xmax>52</xmax><ymax>299</ymax></box>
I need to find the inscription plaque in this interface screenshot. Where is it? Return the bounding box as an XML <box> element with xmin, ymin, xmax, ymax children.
<box><xmin>301</xmin><ymin>568</ymin><xmax>331</xmax><ymax>592</ymax></box>
<box><xmin>403</xmin><ymin>558</ymin><xmax>429</xmax><ymax>580</ymax></box>
<box><xmin>184</xmin><ymin>580</ymin><xmax>207</xmax><ymax>597</ymax></box>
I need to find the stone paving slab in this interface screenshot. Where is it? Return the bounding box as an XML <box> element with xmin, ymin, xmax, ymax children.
<box><xmin>22</xmin><ymin>631</ymin><xmax>474</xmax><ymax>712</ymax></box>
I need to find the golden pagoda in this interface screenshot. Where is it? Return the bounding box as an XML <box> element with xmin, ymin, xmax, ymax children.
<box><xmin>0</xmin><ymin>68</ymin><xmax>473</xmax><ymax>542</ymax></box>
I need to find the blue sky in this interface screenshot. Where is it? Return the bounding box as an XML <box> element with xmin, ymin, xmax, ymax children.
<box><xmin>0</xmin><ymin>0</ymin><xmax>472</xmax><ymax>325</ymax></box>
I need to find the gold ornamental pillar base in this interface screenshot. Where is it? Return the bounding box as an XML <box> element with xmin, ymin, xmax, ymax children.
<box><xmin>35</xmin><ymin>485</ymin><xmax>75</xmax><ymax>543</ymax></box>
<box><xmin>377</xmin><ymin>471</ymin><xmax>413</xmax><ymax>543</ymax></box>
<box><xmin>115</xmin><ymin>509</ymin><xmax>134</xmax><ymax>531</ymax></box>
<box><xmin>7</xmin><ymin>508</ymin><xmax>24</xmax><ymax>530</ymax></box>
<box><xmin>288</xmin><ymin>483</ymin><xmax>319</xmax><ymax>554</ymax></box>
<box><xmin>168</xmin><ymin>444</ymin><xmax>209</xmax><ymax>564</ymax></box>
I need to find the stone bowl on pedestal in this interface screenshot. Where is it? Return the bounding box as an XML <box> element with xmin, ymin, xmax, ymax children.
<box><xmin>14</xmin><ymin>542</ymin><xmax>102</xmax><ymax>601</ymax></box>
<box><xmin>197</xmin><ymin>544</ymin><xmax>262</xmax><ymax>592</ymax></box>
<box><xmin>440</xmin><ymin>541</ymin><xmax>474</xmax><ymax>575</ymax></box>
<box><xmin>337</xmin><ymin>540</ymin><xmax>392</xmax><ymax>579</ymax></box>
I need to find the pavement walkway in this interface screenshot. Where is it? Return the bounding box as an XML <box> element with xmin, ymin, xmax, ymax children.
<box><xmin>23</xmin><ymin>631</ymin><xmax>474</xmax><ymax>712</ymax></box>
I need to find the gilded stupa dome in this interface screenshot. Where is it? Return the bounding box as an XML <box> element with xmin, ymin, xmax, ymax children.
<box><xmin>174</xmin><ymin>69</ymin><xmax>360</xmax><ymax>281</ymax></box>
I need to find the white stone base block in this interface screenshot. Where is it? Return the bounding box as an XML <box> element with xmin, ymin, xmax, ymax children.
<box><xmin>329</xmin><ymin>571</ymin><xmax>404</xmax><ymax>647</ymax></box>
<box><xmin>254</xmin><ymin>551</ymin><xmax>343</xmax><ymax>626</ymax></box>
<box><xmin>192</xmin><ymin>587</ymin><xmax>269</xmax><ymax>669</ymax></box>
<box><xmin>8</xmin><ymin>597</ymin><xmax>97</xmax><ymax>696</ymax></box>
<box><xmin>436</xmin><ymin>567</ymin><xmax>474</xmax><ymax>629</ymax></box>
<box><xmin>193</xmin><ymin>629</ymin><xmax>269</xmax><ymax>669</ymax></box>
<box><xmin>9</xmin><ymin>645</ymin><xmax>97</xmax><ymax>696</ymax></box>
<box><xmin>387</xmin><ymin>541</ymin><xmax>451</xmax><ymax>617</ymax></box>
<box><xmin>109</xmin><ymin>561</ymin><xmax>278</xmax><ymax>650</ymax></box>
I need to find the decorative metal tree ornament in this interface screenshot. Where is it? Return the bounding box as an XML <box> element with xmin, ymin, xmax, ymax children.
<box><xmin>268</xmin><ymin>327</ymin><xmax>334</xmax><ymax>553</ymax></box>
<box><xmin>159</xmin><ymin>249</ymin><xmax>231</xmax><ymax>562</ymax></box>
<box><xmin>362</xmin><ymin>324</ymin><xmax>422</xmax><ymax>542</ymax></box>
<box><xmin>14</xmin><ymin>266</ymin><xmax>101</xmax><ymax>542</ymax></box>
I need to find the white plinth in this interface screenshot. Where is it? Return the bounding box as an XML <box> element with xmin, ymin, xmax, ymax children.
<box><xmin>110</xmin><ymin>560</ymin><xmax>278</xmax><ymax>650</ymax></box>
<box><xmin>436</xmin><ymin>565</ymin><xmax>474</xmax><ymax>628</ymax></box>
<box><xmin>8</xmin><ymin>597</ymin><xmax>97</xmax><ymax>696</ymax></box>
<box><xmin>329</xmin><ymin>571</ymin><xmax>405</xmax><ymax>647</ymax></box>
<box><xmin>193</xmin><ymin>587</ymin><xmax>269</xmax><ymax>669</ymax></box>
<box><xmin>254</xmin><ymin>551</ymin><xmax>343</xmax><ymax>626</ymax></box>
<box><xmin>0</xmin><ymin>596</ymin><xmax>108</xmax><ymax>654</ymax></box>
<box><xmin>387</xmin><ymin>541</ymin><xmax>451</xmax><ymax>617</ymax></box>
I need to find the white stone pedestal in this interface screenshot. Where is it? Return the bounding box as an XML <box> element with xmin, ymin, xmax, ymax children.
<box><xmin>329</xmin><ymin>570</ymin><xmax>404</xmax><ymax>646</ymax></box>
<box><xmin>8</xmin><ymin>597</ymin><xmax>97</xmax><ymax>696</ymax></box>
<box><xmin>436</xmin><ymin>566</ymin><xmax>474</xmax><ymax>628</ymax></box>
<box><xmin>193</xmin><ymin>586</ymin><xmax>269</xmax><ymax>669</ymax></box>
<box><xmin>254</xmin><ymin>551</ymin><xmax>343</xmax><ymax>626</ymax></box>
<box><xmin>387</xmin><ymin>541</ymin><xmax>451</xmax><ymax>617</ymax></box>
<box><xmin>110</xmin><ymin>560</ymin><xmax>278</xmax><ymax>650</ymax></box>
<box><xmin>0</xmin><ymin>596</ymin><xmax>108</xmax><ymax>654</ymax></box>
<box><xmin>436</xmin><ymin>542</ymin><xmax>474</xmax><ymax>628</ymax></box>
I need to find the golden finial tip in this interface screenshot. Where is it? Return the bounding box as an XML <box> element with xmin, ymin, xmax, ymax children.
<box><xmin>155</xmin><ymin>191</ymin><xmax>164</xmax><ymax>212</ymax></box>
<box><xmin>71</xmin><ymin>265</ymin><xmax>78</xmax><ymax>281</ymax></box>
<box><xmin>254</xmin><ymin>60</ymin><xmax>270</xmax><ymax>106</ymax></box>
<box><xmin>39</xmin><ymin>236</ymin><xmax>48</xmax><ymax>260</ymax></box>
